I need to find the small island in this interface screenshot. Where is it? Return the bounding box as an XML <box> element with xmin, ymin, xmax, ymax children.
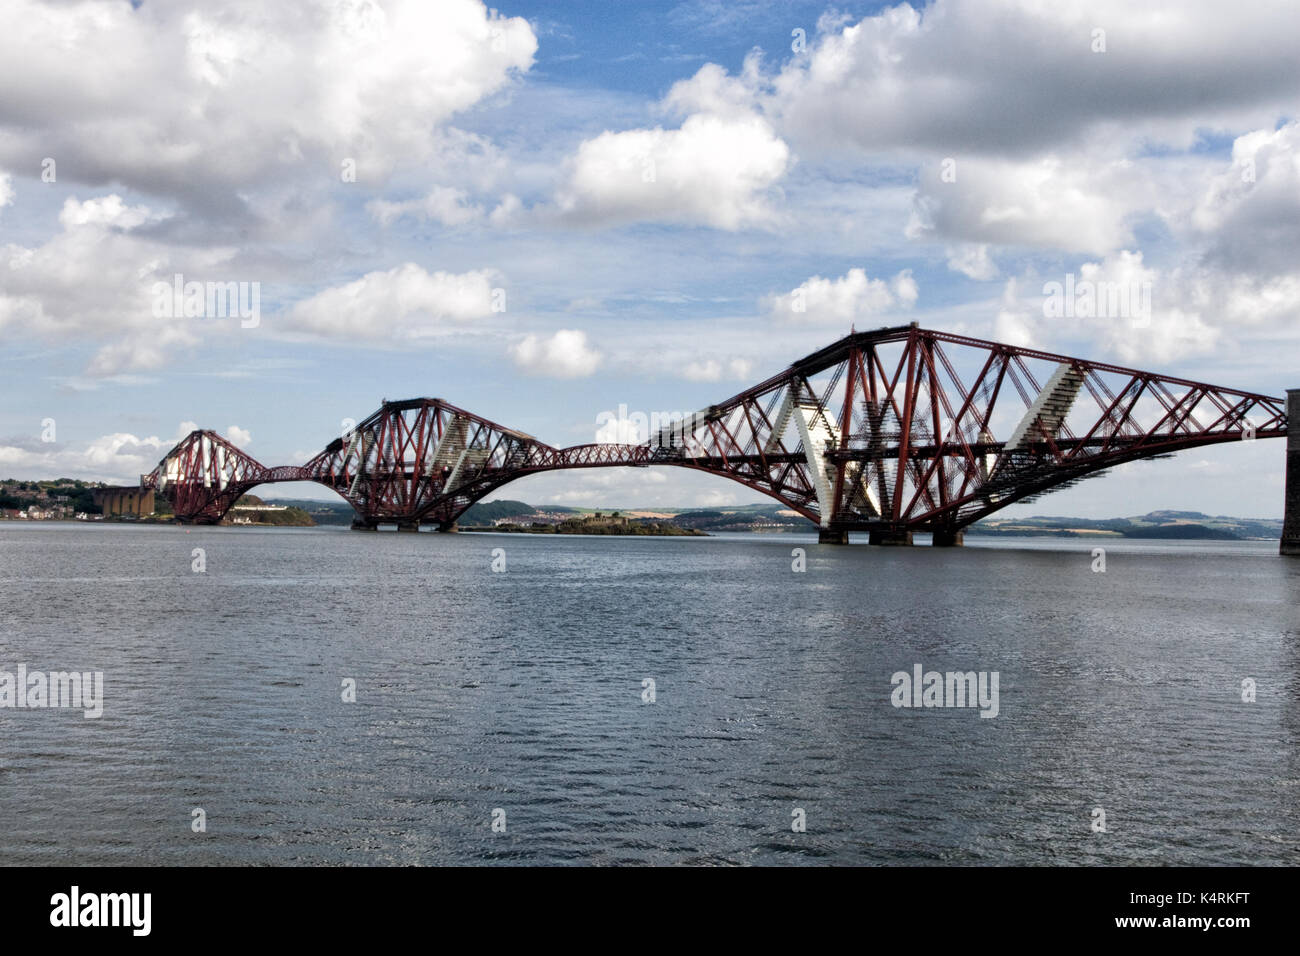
<box><xmin>226</xmin><ymin>494</ymin><xmax>316</xmax><ymax>527</ymax></box>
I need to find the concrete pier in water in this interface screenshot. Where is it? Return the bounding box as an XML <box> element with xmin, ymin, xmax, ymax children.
<box><xmin>1283</xmin><ymin>389</ymin><xmax>1300</xmax><ymax>556</ymax></box>
<box><xmin>869</xmin><ymin>530</ymin><xmax>914</xmax><ymax>547</ymax></box>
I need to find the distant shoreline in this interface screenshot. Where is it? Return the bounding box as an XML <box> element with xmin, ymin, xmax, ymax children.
<box><xmin>1</xmin><ymin>521</ymin><xmax>1283</xmax><ymax>544</ymax></box>
<box><xmin>2</xmin><ymin>486</ymin><xmax>1283</xmax><ymax>542</ymax></box>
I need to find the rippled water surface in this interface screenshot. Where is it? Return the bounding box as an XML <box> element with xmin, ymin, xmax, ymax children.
<box><xmin>2</xmin><ymin>523</ymin><xmax>1297</xmax><ymax>865</ymax></box>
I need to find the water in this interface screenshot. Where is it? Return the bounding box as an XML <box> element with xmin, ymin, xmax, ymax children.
<box><xmin>2</xmin><ymin>523</ymin><xmax>1297</xmax><ymax>865</ymax></box>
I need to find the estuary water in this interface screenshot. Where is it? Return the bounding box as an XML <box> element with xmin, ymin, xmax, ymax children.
<box><xmin>1</xmin><ymin>522</ymin><xmax>1297</xmax><ymax>865</ymax></box>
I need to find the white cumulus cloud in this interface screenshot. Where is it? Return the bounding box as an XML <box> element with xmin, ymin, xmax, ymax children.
<box><xmin>556</xmin><ymin>58</ymin><xmax>791</xmax><ymax>232</ymax></box>
<box><xmin>0</xmin><ymin>195</ymin><xmax>238</xmax><ymax>375</ymax></box>
<box><xmin>285</xmin><ymin>264</ymin><xmax>502</xmax><ymax>341</ymax></box>
<box><xmin>765</xmin><ymin>268</ymin><xmax>917</xmax><ymax>324</ymax></box>
<box><xmin>509</xmin><ymin>329</ymin><xmax>601</xmax><ymax>378</ymax></box>
<box><xmin>0</xmin><ymin>0</ymin><xmax>537</xmax><ymax>209</ymax></box>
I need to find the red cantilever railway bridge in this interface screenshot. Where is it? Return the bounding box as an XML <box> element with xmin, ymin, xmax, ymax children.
<box><xmin>140</xmin><ymin>324</ymin><xmax>1292</xmax><ymax>546</ymax></box>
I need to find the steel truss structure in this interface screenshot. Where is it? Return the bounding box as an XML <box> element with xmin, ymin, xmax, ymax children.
<box><xmin>143</xmin><ymin>325</ymin><xmax>1288</xmax><ymax>537</ymax></box>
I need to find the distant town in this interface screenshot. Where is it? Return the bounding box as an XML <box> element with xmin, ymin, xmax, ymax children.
<box><xmin>0</xmin><ymin>479</ymin><xmax>102</xmax><ymax>521</ymax></box>
<box><xmin>0</xmin><ymin>479</ymin><xmax>1285</xmax><ymax>540</ymax></box>
<box><xmin>0</xmin><ymin>479</ymin><xmax>313</xmax><ymax>526</ymax></box>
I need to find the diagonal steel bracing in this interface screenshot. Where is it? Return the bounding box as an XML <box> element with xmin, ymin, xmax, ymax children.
<box><xmin>143</xmin><ymin>326</ymin><xmax>1289</xmax><ymax>530</ymax></box>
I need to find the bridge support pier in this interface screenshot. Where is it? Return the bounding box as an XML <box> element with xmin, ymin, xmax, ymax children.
<box><xmin>818</xmin><ymin>528</ymin><xmax>849</xmax><ymax>545</ymax></box>
<box><xmin>932</xmin><ymin>530</ymin><xmax>965</xmax><ymax>548</ymax></box>
<box><xmin>350</xmin><ymin>519</ymin><xmax>379</xmax><ymax>532</ymax></box>
<box><xmin>438</xmin><ymin>521</ymin><xmax>459</xmax><ymax>533</ymax></box>
<box><xmin>396</xmin><ymin>521</ymin><xmax>420</xmax><ymax>532</ymax></box>
<box><xmin>869</xmin><ymin>530</ymin><xmax>914</xmax><ymax>547</ymax></box>
<box><xmin>1283</xmin><ymin>389</ymin><xmax>1300</xmax><ymax>556</ymax></box>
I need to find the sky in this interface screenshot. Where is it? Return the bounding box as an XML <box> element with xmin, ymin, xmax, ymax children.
<box><xmin>1</xmin><ymin>0</ymin><xmax>1298</xmax><ymax>518</ymax></box>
